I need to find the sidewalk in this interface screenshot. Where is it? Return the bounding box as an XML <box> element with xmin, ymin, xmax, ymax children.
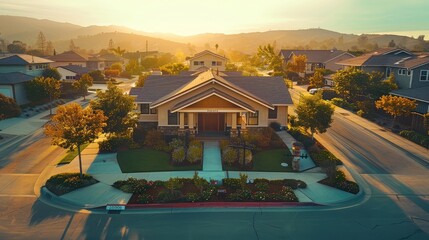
<box><xmin>36</xmin><ymin>133</ymin><xmax>362</xmax><ymax>210</ymax></box>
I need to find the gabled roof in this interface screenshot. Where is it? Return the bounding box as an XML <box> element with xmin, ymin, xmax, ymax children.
<box><xmin>279</xmin><ymin>49</ymin><xmax>351</xmax><ymax>63</ymax></box>
<box><xmin>391</xmin><ymin>86</ymin><xmax>429</xmax><ymax>104</ymax></box>
<box><xmin>48</xmin><ymin>51</ymin><xmax>101</xmax><ymax>62</ymax></box>
<box><xmin>130</xmin><ymin>70</ymin><xmax>293</xmax><ymax>106</ymax></box>
<box><xmin>0</xmin><ymin>72</ymin><xmax>34</xmax><ymax>84</ymax></box>
<box><xmin>98</xmin><ymin>53</ymin><xmax>125</xmax><ymax>62</ymax></box>
<box><xmin>188</xmin><ymin>50</ymin><xmax>228</xmax><ymax>61</ymax></box>
<box><xmin>336</xmin><ymin>48</ymin><xmax>421</xmax><ymax>68</ymax></box>
<box><xmin>0</xmin><ymin>54</ymin><xmax>52</xmax><ymax>65</ymax></box>
<box><xmin>150</xmin><ymin>70</ymin><xmax>272</xmax><ymax>109</ymax></box>
<box><xmin>171</xmin><ymin>88</ymin><xmax>255</xmax><ymax>113</ymax></box>
<box><xmin>58</xmin><ymin>65</ymin><xmax>91</xmax><ymax>75</ymax></box>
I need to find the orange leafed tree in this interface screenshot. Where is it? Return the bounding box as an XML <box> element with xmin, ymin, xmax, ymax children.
<box><xmin>375</xmin><ymin>95</ymin><xmax>416</xmax><ymax>125</ymax></box>
<box><xmin>287</xmin><ymin>54</ymin><xmax>307</xmax><ymax>74</ymax></box>
<box><xmin>44</xmin><ymin>103</ymin><xmax>107</xmax><ymax>178</ymax></box>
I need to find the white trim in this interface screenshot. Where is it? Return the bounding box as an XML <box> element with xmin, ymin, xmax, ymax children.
<box><xmin>409</xmin><ymin>62</ymin><xmax>429</xmax><ymax>70</ymax></box>
<box><xmin>324</xmin><ymin>52</ymin><xmax>355</xmax><ymax>63</ymax></box>
<box><xmin>391</xmin><ymin>92</ymin><xmax>429</xmax><ymax>104</ymax></box>
<box><xmin>171</xmin><ymin>92</ymin><xmax>255</xmax><ymax>113</ymax></box>
<box><xmin>409</xmin><ymin>70</ymin><xmax>413</xmax><ymax>88</ymax></box>
<box><xmin>188</xmin><ymin>50</ymin><xmax>228</xmax><ymax>61</ymax></box>
<box><xmin>419</xmin><ymin>70</ymin><xmax>429</xmax><ymax>81</ymax></box>
<box><xmin>179</xmin><ymin>109</ymin><xmax>246</xmax><ymax>113</ymax></box>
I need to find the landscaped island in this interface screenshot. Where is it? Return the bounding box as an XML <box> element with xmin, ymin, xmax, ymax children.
<box><xmin>113</xmin><ymin>173</ymin><xmax>306</xmax><ymax>204</ymax></box>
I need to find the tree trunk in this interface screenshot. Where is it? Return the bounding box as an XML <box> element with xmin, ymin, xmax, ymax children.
<box><xmin>83</xmin><ymin>91</ymin><xmax>86</xmax><ymax>101</ymax></box>
<box><xmin>77</xmin><ymin>144</ymin><xmax>83</xmax><ymax>179</ymax></box>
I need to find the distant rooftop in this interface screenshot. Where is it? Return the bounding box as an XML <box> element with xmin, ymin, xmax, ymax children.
<box><xmin>0</xmin><ymin>54</ymin><xmax>52</xmax><ymax>65</ymax></box>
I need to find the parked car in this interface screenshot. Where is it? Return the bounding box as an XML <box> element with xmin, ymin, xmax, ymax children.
<box><xmin>309</xmin><ymin>88</ymin><xmax>320</xmax><ymax>94</ymax></box>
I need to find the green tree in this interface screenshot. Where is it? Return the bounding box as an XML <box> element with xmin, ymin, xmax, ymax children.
<box><xmin>42</xmin><ymin>67</ymin><xmax>62</xmax><ymax>80</ymax></box>
<box><xmin>333</xmin><ymin>67</ymin><xmax>370</xmax><ymax>102</ymax></box>
<box><xmin>109</xmin><ymin>63</ymin><xmax>123</xmax><ymax>72</ymax></box>
<box><xmin>159</xmin><ymin>63</ymin><xmax>188</xmax><ymax>75</ymax></box>
<box><xmin>72</xmin><ymin>73</ymin><xmax>93</xmax><ymax>100</ymax></box>
<box><xmin>88</xmin><ymin>70</ymin><xmax>105</xmax><ymax>82</ymax></box>
<box><xmin>310</xmin><ymin>68</ymin><xmax>325</xmax><ymax>87</ymax></box>
<box><xmin>7</xmin><ymin>41</ymin><xmax>26</xmax><ymax>53</ymax></box>
<box><xmin>111</xmin><ymin>46</ymin><xmax>125</xmax><ymax>56</ymax></box>
<box><xmin>90</xmin><ymin>83</ymin><xmax>137</xmax><ymax>135</ymax></box>
<box><xmin>287</xmin><ymin>55</ymin><xmax>307</xmax><ymax>74</ymax></box>
<box><xmin>36</xmin><ymin>31</ymin><xmax>47</xmax><ymax>54</ymax></box>
<box><xmin>44</xmin><ymin>103</ymin><xmax>107</xmax><ymax>178</ymax></box>
<box><xmin>125</xmin><ymin>59</ymin><xmax>141</xmax><ymax>75</ymax></box>
<box><xmin>375</xmin><ymin>95</ymin><xmax>416</xmax><ymax>126</ymax></box>
<box><xmin>41</xmin><ymin>77</ymin><xmax>61</xmax><ymax>115</ymax></box>
<box><xmin>256</xmin><ymin>44</ymin><xmax>283</xmax><ymax>73</ymax></box>
<box><xmin>135</xmin><ymin>73</ymin><xmax>148</xmax><ymax>87</ymax></box>
<box><xmin>25</xmin><ymin>77</ymin><xmax>61</xmax><ymax>114</ymax></box>
<box><xmin>0</xmin><ymin>93</ymin><xmax>21</xmax><ymax>120</ymax></box>
<box><xmin>295</xmin><ymin>93</ymin><xmax>335</xmax><ymax>139</ymax></box>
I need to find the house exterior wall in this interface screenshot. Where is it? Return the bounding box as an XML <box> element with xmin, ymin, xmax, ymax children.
<box><xmin>415</xmin><ymin>101</ymin><xmax>429</xmax><ymax>114</ymax></box>
<box><xmin>411</xmin><ymin>64</ymin><xmax>429</xmax><ymax>89</ymax></box>
<box><xmin>189</xmin><ymin>54</ymin><xmax>226</xmax><ymax>71</ymax></box>
<box><xmin>267</xmin><ymin>106</ymin><xmax>288</xmax><ymax>127</ymax></box>
<box><xmin>50</xmin><ymin>61</ymin><xmax>87</xmax><ymax>68</ymax></box>
<box><xmin>326</xmin><ymin>54</ymin><xmax>354</xmax><ymax>71</ymax></box>
<box><xmin>154</xmin><ymin>83</ymin><xmax>272</xmax><ymax>128</ymax></box>
<box><xmin>391</xmin><ymin>67</ymin><xmax>412</xmax><ymax>89</ymax></box>
<box><xmin>0</xmin><ymin>65</ymin><xmax>45</xmax><ymax>77</ymax></box>
<box><xmin>57</xmin><ymin>68</ymin><xmax>77</xmax><ymax>80</ymax></box>
<box><xmin>0</xmin><ymin>83</ymin><xmax>28</xmax><ymax>105</ymax></box>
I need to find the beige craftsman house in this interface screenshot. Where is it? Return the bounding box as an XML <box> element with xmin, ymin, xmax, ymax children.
<box><xmin>188</xmin><ymin>50</ymin><xmax>228</xmax><ymax>72</ymax></box>
<box><xmin>130</xmin><ymin>69</ymin><xmax>293</xmax><ymax>137</ymax></box>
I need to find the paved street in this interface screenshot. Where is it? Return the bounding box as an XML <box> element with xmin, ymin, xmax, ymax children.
<box><xmin>0</xmin><ymin>84</ymin><xmax>428</xmax><ymax>239</ymax></box>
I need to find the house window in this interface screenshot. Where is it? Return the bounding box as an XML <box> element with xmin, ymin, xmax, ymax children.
<box><xmin>212</xmin><ymin>61</ymin><xmax>217</xmax><ymax>66</ymax></box>
<box><xmin>199</xmin><ymin>61</ymin><xmax>204</xmax><ymax>65</ymax></box>
<box><xmin>217</xmin><ymin>61</ymin><xmax>222</xmax><ymax>66</ymax></box>
<box><xmin>140</xmin><ymin>104</ymin><xmax>150</xmax><ymax>114</ymax></box>
<box><xmin>407</xmin><ymin>70</ymin><xmax>411</xmax><ymax>76</ymax></box>
<box><xmin>150</xmin><ymin>108</ymin><xmax>157</xmax><ymax>114</ymax></box>
<box><xmin>193</xmin><ymin>61</ymin><xmax>199</xmax><ymax>66</ymax></box>
<box><xmin>28</xmin><ymin>65</ymin><xmax>32</xmax><ymax>70</ymax></box>
<box><xmin>66</xmin><ymin>76</ymin><xmax>76</xmax><ymax>80</ymax></box>
<box><xmin>398</xmin><ymin>69</ymin><xmax>406</xmax><ymax>75</ymax></box>
<box><xmin>247</xmin><ymin>111</ymin><xmax>259</xmax><ymax>125</ymax></box>
<box><xmin>268</xmin><ymin>107</ymin><xmax>278</xmax><ymax>119</ymax></box>
<box><xmin>420</xmin><ymin>70</ymin><xmax>429</xmax><ymax>81</ymax></box>
<box><xmin>168</xmin><ymin>110</ymin><xmax>178</xmax><ymax>125</ymax></box>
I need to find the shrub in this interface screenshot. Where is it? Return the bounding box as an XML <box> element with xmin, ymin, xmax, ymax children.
<box><xmin>223</xmin><ymin>178</ymin><xmax>242</xmax><ymax>190</ymax></box>
<box><xmin>165</xmin><ymin>178</ymin><xmax>183</xmax><ymax>192</ymax></box>
<box><xmin>330</xmin><ymin>98</ymin><xmax>356</xmax><ymax>111</ymax></box>
<box><xmin>269</xmin><ymin>122</ymin><xmax>282</xmax><ymax>131</ymax></box>
<box><xmin>187</xmin><ymin>145</ymin><xmax>203</xmax><ymax>163</ymax></box>
<box><xmin>310</xmin><ymin>150</ymin><xmax>342</xmax><ymax>167</ymax></box>
<box><xmin>185</xmin><ymin>192</ymin><xmax>200</xmax><ymax>202</ymax></box>
<box><xmin>105</xmin><ymin>69</ymin><xmax>120</xmax><ymax>77</ymax></box>
<box><xmin>251</xmin><ymin>191</ymin><xmax>269</xmax><ymax>201</ymax></box>
<box><xmin>45</xmin><ymin>173</ymin><xmax>97</xmax><ymax>195</ymax></box>
<box><xmin>119</xmin><ymin>71</ymin><xmax>132</xmax><ymax>79</ymax></box>
<box><xmin>135</xmin><ymin>194</ymin><xmax>154</xmax><ymax>204</ymax></box>
<box><xmin>193</xmin><ymin>172</ymin><xmax>209</xmax><ymax>193</ymax></box>
<box><xmin>157</xmin><ymin>189</ymin><xmax>182</xmax><ymax>202</ymax></box>
<box><xmin>169</xmin><ymin>138</ymin><xmax>184</xmax><ymax>150</ymax></box>
<box><xmin>0</xmin><ymin>94</ymin><xmax>21</xmax><ymax>120</ymax></box>
<box><xmin>271</xmin><ymin>186</ymin><xmax>298</xmax><ymax>202</ymax></box>
<box><xmin>227</xmin><ymin>189</ymin><xmax>251</xmax><ymax>201</ymax></box>
<box><xmin>219</xmin><ymin>139</ymin><xmax>230</xmax><ymax>151</ymax></box>
<box><xmin>400</xmin><ymin>130</ymin><xmax>429</xmax><ymax>148</ymax></box>
<box><xmin>98</xmin><ymin>135</ymin><xmax>132</xmax><ymax>153</ymax></box>
<box><xmin>172</xmin><ymin>147</ymin><xmax>186</xmax><ymax>163</ymax></box>
<box><xmin>283</xmin><ymin>179</ymin><xmax>307</xmax><ymax>189</ymax></box>
<box><xmin>255</xmin><ymin>181</ymin><xmax>269</xmax><ymax>192</ymax></box>
<box><xmin>222</xmin><ymin>147</ymin><xmax>237</xmax><ymax>165</ymax></box>
<box><xmin>132</xmin><ymin>127</ymin><xmax>146</xmax><ymax>146</ymax></box>
<box><xmin>321</xmin><ymin>89</ymin><xmax>337</xmax><ymax>100</ymax></box>
<box><xmin>336</xmin><ymin>170</ymin><xmax>346</xmax><ymax>183</ymax></box>
<box><xmin>112</xmin><ymin>178</ymin><xmax>153</xmax><ymax>194</ymax></box>
<box><xmin>144</xmin><ymin>130</ymin><xmax>167</xmax><ymax>151</ymax></box>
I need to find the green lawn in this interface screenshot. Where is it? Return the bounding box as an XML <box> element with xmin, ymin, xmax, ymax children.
<box><xmin>58</xmin><ymin>143</ymin><xmax>90</xmax><ymax>164</ymax></box>
<box><xmin>117</xmin><ymin>148</ymin><xmax>202</xmax><ymax>173</ymax></box>
<box><xmin>224</xmin><ymin>148</ymin><xmax>294</xmax><ymax>172</ymax></box>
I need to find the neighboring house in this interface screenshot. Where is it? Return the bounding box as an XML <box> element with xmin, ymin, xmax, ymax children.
<box><xmin>48</xmin><ymin>51</ymin><xmax>105</xmax><ymax>71</ymax></box>
<box><xmin>129</xmin><ymin>69</ymin><xmax>292</xmax><ymax>137</ymax></box>
<box><xmin>188</xmin><ymin>50</ymin><xmax>228</xmax><ymax>72</ymax></box>
<box><xmin>0</xmin><ymin>54</ymin><xmax>52</xmax><ymax>105</ymax></box>
<box><xmin>57</xmin><ymin>65</ymin><xmax>90</xmax><ymax>81</ymax></box>
<box><xmin>391</xmin><ymin>86</ymin><xmax>429</xmax><ymax>132</ymax></box>
<box><xmin>279</xmin><ymin>49</ymin><xmax>354</xmax><ymax>74</ymax></box>
<box><xmin>0</xmin><ymin>72</ymin><xmax>33</xmax><ymax>105</ymax></box>
<box><xmin>336</xmin><ymin>48</ymin><xmax>427</xmax><ymax>88</ymax></box>
<box><xmin>337</xmin><ymin>48</ymin><xmax>429</xmax><ymax>132</ymax></box>
<box><xmin>98</xmin><ymin>53</ymin><xmax>126</xmax><ymax>69</ymax></box>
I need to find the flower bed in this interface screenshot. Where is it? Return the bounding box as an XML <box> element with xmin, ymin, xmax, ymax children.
<box><xmin>45</xmin><ymin>173</ymin><xmax>98</xmax><ymax>195</ymax></box>
<box><xmin>318</xmin><ymin>170</ymin><xmax>359</xmax><ymax>194</ymax></box>
<box><xmin>113</xmin><ymin>174</ymin><xmax>306</xmax><ymax>204</ymax></box>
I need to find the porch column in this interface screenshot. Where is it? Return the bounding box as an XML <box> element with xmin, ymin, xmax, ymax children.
<box><xmin>188</xmin><ymin>112</ymin><xmax>194</xmax><ymax>129</ymax></box>
<box><xmin>231</xmin><ymin>113</ymin><xmax>237</xmax><ymax>129</ymax></box>
<box><xmin>230</xmin><ymin>112</ymin><xmax>238</xmax><ymax>137</ymax></box>
<box><xmin>179</xmin><ymin>112</ymin><xmax>185</xmax><ymax>129</ymax></box>
<box><xmin>240</xmin><ymin>113</ymin><xmax>247</xmax><ymax>130</ymax></box>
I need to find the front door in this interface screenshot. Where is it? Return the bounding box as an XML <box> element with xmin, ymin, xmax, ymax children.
<box><xmin>198</xmin><ymin>113</ymin><xmax>225</xmax><ymax>132</ymax></box>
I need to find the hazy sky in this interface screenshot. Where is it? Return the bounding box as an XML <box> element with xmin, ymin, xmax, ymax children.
<box><xmin>0</xmin><ymin>0</ymin><xmax>428</xmax><ymax>36</ymax></box>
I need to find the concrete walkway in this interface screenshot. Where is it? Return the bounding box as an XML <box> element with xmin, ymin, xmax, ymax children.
<box><xmin>202</xmin><ymin>141</ymin><xmax>223</xmax><ymax>171</ymax></box>
<box><xmin>276</xmin><ymin>131</ymin><xmax>316</xmax><ymax>171</ymax></box>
